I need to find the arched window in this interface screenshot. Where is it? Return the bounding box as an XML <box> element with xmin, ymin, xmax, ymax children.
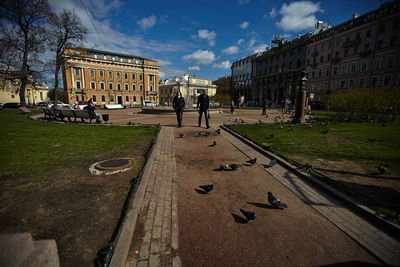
<box><xmin>133</xmin><ymin>96</ymin><xmax>136</xmax><ymax>102</ymax></box>
<box><xmin>92</xmin><ymin>95</ymin><xmax>96</xmax><ymax>102</ymax></box>
<box><xmin>102</xmin><ymin>95</ymin><xmax>105</xmax><ymax>102</ymax></box>
<box><xmin>126</xmin><ymin>96</ymin><xmax>129</xmax><ymax>102</ymax></box>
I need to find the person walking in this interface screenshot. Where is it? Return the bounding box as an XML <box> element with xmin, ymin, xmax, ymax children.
<box><xmin>230</xmin><ymin>100</ymin><xmax>235</xmax><ymax>114</ymax></box>
<box><xmin>261</xmin><ymin>97</ymin><xmax>267</xmax><ymax>115</ymax></box>
<box><xmin>197</xmin><ymin>90</ymin><xmax>210</xmax><ymax>129</ymax></box>
<box><xmin>172</xmin><ymin>91</ymin><xmax>185</xmax><ymax>128</ymax></box>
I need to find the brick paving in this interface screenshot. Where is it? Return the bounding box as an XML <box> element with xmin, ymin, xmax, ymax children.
<box><xmin>222</xmin><ymin>130</ymin><xmax>400</xmax><ymax>265</ymax></box>
<box><xmin>125</xmin><ymin>127</ymin><xmax>180</xmax><ymax>267</ymax></box>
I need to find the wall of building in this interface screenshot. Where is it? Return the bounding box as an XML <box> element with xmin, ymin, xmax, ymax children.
<box><xmin>0</xmin><ymin>78</ymin><xmax>49</xmax><ymax>104</ymax></box>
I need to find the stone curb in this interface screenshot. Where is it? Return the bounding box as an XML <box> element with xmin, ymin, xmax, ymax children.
<box><xmin>221</xmin><ymin>125</ymin><xmax>400</xmax><ymax>241</ymax></box>
<box><xmin>109</xmin><ymin>130</ymin><xmax>160</xmax><ymax>267</ymax></box>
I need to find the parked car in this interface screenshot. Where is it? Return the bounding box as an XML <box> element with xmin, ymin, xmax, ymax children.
<box><xmin>3</xmin><ymin>102</ymin><xmax>20</xmax><ymax>108</ymax></box>
<box><xmin>36</xmin><ymin>102</ymin><xmax>47</xmax><ymax>107</ymax></box>
<box><xmin>142</xmin><ymin>100</ymin><xmax>156</xmax><ymax>107</ymax></box>
<box><xmin>0</xmin><ymin>103</ymin><xmax>3</xmax><ymax>109</ymax></box>
<box><xmin>72</xmin><ymin>101</ymin><xmax>88</xmax><ymax>110</ymax></box>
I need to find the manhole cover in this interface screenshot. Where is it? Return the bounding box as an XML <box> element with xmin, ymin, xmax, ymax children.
<box><xmin>95</xmin><ymin>158</ymin><xmax>132</xmax><ymax>171</ymax></box>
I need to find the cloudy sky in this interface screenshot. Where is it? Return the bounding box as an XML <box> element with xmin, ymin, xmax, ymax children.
<box><xmin>48</xmin><ymin>0</ymin><xmax>381</xmax><ymax>81</ymax></box>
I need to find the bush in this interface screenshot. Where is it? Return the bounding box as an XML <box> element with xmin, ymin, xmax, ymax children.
<box><xmin>325</xmin><ymin>86</ymin><xmax>400</xmax><ymax>122</ymax></box>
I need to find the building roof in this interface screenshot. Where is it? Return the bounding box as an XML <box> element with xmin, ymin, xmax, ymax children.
<box><xmin>65</xmin><ymin>47</ymin><xmax>156</xmax><ymax>62</ymax></box>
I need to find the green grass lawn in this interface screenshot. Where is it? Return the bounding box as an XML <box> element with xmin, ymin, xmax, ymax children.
<box><xmin>229</xmin><ymin>112</ymin><xmax>400</xmax><ymax>174</ymax></box>
<box><xmin>0</xmin><ymin>109</ymin><xmax>158</xmax><ymax>178</ymax></box>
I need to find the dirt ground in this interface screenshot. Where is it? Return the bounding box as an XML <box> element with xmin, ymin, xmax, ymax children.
<box><xmin>0</xmin><ymin>142</ymin><xmax>149</xmax><ymax>266</ymax></box>
<box><xmin>173</xmin><ymin>127</ymin><xmax>379</xmax><ymax>266</ymax></box>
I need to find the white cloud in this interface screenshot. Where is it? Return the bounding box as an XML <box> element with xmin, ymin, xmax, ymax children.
<box><xmin>137</xmin><ymin>14</ymin><xmax>157</xmax><ymax>30</ymax></box>
<box><xmin>276</xmin><ymin>1</ymin><xmax>323</xmax><ymax>32</ymax></box>
<box><xmin>252</xmin><ymin>43</ymin><xmax>268</xmax><ymax>53</ymax></box>
<box><xmin>237</xmin><ymin>38</ymin><xmax>245</xmax><ymax>45</ymax></box>
<box><xmin>188</xmin><ymin>65</ymin><xmax>200</xmax><ymax>71</ymax></box>
<box><xmin>222</xmin><ymin>46</ymin><xmax>239</xmax><ymax>55</ymax></box>
<box><xmin>238</xmin><ymin>0</ymin><xmax>250</xmax><ymax>5</ymax></box>
<box><xmin>182</xmin><ymin>50</ymin><xmax>215</xmax><ymax>65</ymax></box>
<box><xmin>212</xmin><ymin>61</ymin><xmax>231</xmax><ymax>69</ymax></box>
<box><xmin>269</xmin><ymin>7</ymin><xmax>277</xmax><ymax>19</ymax></box>
<box><xmin>194</xmin><ymin>29</ymin><xmax>217</xmax><ymax>46</ymax></box>
<box><xmin>248</xmin><ymin>38</ymin><xmax>256</xmax><ymax>48</ymax></box>
<box><xmin>158</xmin><ymin>59</ymin><xmax>172</xmax><ymax>67</ymax></box>
<box><xmin>240</xmin><ymin>21</ymin><xmax>249</xmax><ymax>29</ymax></box>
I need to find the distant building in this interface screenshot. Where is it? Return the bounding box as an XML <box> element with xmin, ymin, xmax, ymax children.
<box><xmin>213</xmin><ymin>76</ymin><xmax>231</xmax><ymax>95</ymax></box>
<box><xmin>159</xmin><ymin>74</ymin><xmax>217</xmax><ymax>107</ymax></box>
<box><xmin>61</xmin><ymin>48</ymin><xmax>159</xmax><ymax>106</ymax></box>
<box><xmin>306</xmin><ymin>1</ymin><xmax>400</xmax><ymax>101</ymax></box>
<box><xmin>231</xmin><ymin>54</ymin><xmax>257</xmax><ymax>105</ymax></box>
<box><xmin>0</xmin><ymin>67</ymin><xmax>49</xmax><ymax>104</ymax></box>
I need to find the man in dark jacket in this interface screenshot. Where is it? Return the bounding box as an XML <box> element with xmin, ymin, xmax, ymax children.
<box><xmin>172</xmin><ymin>91</ymin><xmax>185</xmax><ymax>127</ymax></box>
<box><xmin>196</xmin><ymin>90</ymin><xmax>210</xmax><ymax>129</ymax></box>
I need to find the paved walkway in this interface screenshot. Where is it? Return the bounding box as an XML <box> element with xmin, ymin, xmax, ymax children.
<box><xmin>122</xmin><ymin>124</ymin><xmax>399</xmax><ymax>266</ymax></box>
<box><xmin>125</xmin><ymin>127</ymin><xmax>180</xmax><ymax>267</ymax></box>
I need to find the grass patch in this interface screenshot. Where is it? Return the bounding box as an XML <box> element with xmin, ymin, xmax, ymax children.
<box><xmin>0</xmin><ymin>109</ymin><xmax>158</xmax><ymax>178</ymax></box>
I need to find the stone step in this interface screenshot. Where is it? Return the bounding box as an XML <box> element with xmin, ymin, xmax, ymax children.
<box><xmin>22</xmin><ymin>239</ymin><xmax>59</xmax><ymax>267</ymax></box>
<box><xmin>0</xmin><ymin>233</ymin><xmax>35</xmax><ymax>266</ymax></box>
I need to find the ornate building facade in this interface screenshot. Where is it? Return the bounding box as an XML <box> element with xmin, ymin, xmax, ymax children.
<box><xmin>306</xmin><ymin>1</ymin><xmax>400</xmax><ymax>101</ymax></box>
<box><xmin>62</xmin><ymin>48</ymin><xmax>159</xmax><ymax>106</ymax></box>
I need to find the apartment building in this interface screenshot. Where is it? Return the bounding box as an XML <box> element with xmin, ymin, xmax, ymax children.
<box><xmin>306</xmin><ymin>1</ymin><xmax>400</xmax><ymax>101</ymax></box>
<box><xmin>62</xmin><ymin>48</ymin><xmax>159</xmax><ymax>106</ymax></box>
<box><xmin>231</xmin><ymin>54</ymin><xmax>257</xmax><ymax>104</ymax></box>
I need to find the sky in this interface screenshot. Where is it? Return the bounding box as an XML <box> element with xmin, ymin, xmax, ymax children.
<box><xmin>47</xmin><ymin>0</ymin><xmax>384</xmax><ymax>82</ymax></box>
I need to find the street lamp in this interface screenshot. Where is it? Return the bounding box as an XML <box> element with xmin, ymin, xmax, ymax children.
<box><xmin>292</xmin><ymin>71</ymin><xmax>307</xmax><ymax>124</ymax></box>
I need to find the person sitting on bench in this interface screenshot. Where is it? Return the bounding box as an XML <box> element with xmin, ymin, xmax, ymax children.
<box><xmin>85</xmin><ymin>99</ymin><xmax>101</xmax><ymax>123</ymax></box>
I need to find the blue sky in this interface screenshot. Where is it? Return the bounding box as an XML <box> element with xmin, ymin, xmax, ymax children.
<box><xmin>48</xmin><ymin>0</ymin><xmax>383</xmax><ymax>82</ymax></box>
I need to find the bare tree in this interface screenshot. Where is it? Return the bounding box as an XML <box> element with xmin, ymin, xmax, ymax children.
<box><xmin>0</xmin><ymin>0</ymin><xmax>53</xmax><ymax>106</ymax></box>
<box><xmin>48</xmin><ymin>10</ymin><xmax>87</xmax><ymax>102</ymax></box>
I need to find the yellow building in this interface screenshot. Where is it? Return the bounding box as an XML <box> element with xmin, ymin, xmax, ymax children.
<box><xmin>159</xmin><ymin>74</ymin><xmax>217</xmax><ymax>106</ymax></box>
<box><xmin>0</xmin><ymin>70</ymin><xmax>49</xmax><ymax>104</ymax></box>
<box><xmin>62</xmin><ymin>48</ymin><xmax>159</xmax><ymax>106</ymax></box>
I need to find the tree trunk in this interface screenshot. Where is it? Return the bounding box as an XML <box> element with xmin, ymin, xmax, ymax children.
<box><xmin>53</xmin><ymin>63</ymin><xmax>61</xmax><ymax>103</ymax></box>
<box><xmin>19</xmin><ymin>31</ymin><xmax>30</xmax><ymax>107</ymax></box>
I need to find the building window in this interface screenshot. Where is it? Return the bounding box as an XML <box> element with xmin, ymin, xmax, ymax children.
<box><xmin>140</xmin><ymin>84</ymin><xmax>143</xmax><ymax>91</ymax></box>
<box><xmin>387</xmin><ymin>56</ymin><xmax>393</xmax><ymax>68</ymax></box>
<box><xmin>318</xmin><ymin>69</ymin><xmax>322</xmax><ymax>77</ymax></box>
<box><xmin>117</xmin><ymin>83</ymin><xmax>121</xmax><ymax>90</ymax></box>
<box><xmin>126</xmin><ymin>96</ymin><xmax>129</xmax><ymax>102</ymax></box>
<box><xmin>109</xmin><ymin>82</ymin><xmax>113</xmax><ymax>90</ymax></box>
<box><xmin>342</xmin><ymin>65</ymin><xmax>347</xmax><ymax>73</ymax></box>
<box><xmin>354</xmin><ymin>46</ymin><xmax>359</xmax><ymax>55</ymax></box>
<box><xmin>74</xmin><ymin>68</ymin><xmax>80</xmax><ymax>76</ymax></box>
<box><xmin>150</xmin><ymin>84</ymin><xmax>153</xmax><ymax>91</ymax></box>
<box><xmin>99</xmin><ymin>70</ymin><xmax>104</xmax><ymax>77</ymax></box>
<box><xmin>149</xmin><ymin>75</ymin><xmax>153</xmax><ymax>81</ymax></box>
<box><xmin>133</xmin><ymin>96</ymin><xmax>136</xmax><ymax>102</ymax></box>
<box><xmin>384</xmin><ymin>76</ymin><xmax>391</xmax><ymax>85</ymax></box>
<box><xmin>364</xmin><ymin>43</ymin><xmax>370</xmax><ymax>51</ymax></box>
<box><xmin>320</xmin><ymin>56</ymin><xmax>324</xmax><ymax>63</ymax></box>
<box><xmin>108</xmin><ymin>71</ymin><xmax>113</xmax><ymax>78</ymax></box>
<box><xmin>76</xmin><ymin>95</ymin><xmax>79</xmax><ymax>102</ymax></box>
<box><xmin>379</xmin><ymin>24</ymin><xmax>385</xmax><ymax>34</ymax></box>
<box><xmin>132</xmin><ymin>73</ymin><xmax>136</xmax><ymax>80</ymax></box>
<box><xmin>124</xmin><ymin>72</ymin><xmax>128</xmax><ymax>79</ymax></box>
<box><xmin>132</xmin><ymin>84</ymin><xmax>136</xmax><ymax>90</ymax></box>
<box><xmin>349</xmin><ymin>80</ymin><xmax>354</xmax><ymax>87</ymax></box>
<box><xmin>340</xmin><ymin>80</ymin><xmax>346</xmax><ymax>89</ymax></box>
<box><xmin>321</xmin><ymin>43</ymin><xmax>325</xmax><ymax>51</ymax></box>
<box><xmin>391</xmin><ymin>36</ymin><xmax>397</xmax><ymax>46</ymax></box>
<box><xmin>359</xmin><ymin>78</ymin><xmax>365</xmax><ymax>87</ymax></box>
<box><xmin>327</xmin><ymin>54</ymin><xmax>331</xmax><ymax>61</ymax></box>
<box><xmin>325</xmin><ymin>68</ymin><xmax>330</xmax><ymax>76</ymax></box>
<box><xmin>92</xmin><ymin>95</ymin><xmax>96</xmax><ymax>102</ymax></box>
<box><xmin>100</xmin><ymin>82</ymin><xmax>105</xmax><ymax>89</ymax></box>
<box><xmin>377</xmin><ymin>40</ymin><xmax>383</xmax><ymax>49</ymax></box>
<box><xmin>90</xmin><ymin>81</ymin><xmax>96</xmax><ymax>89</ymax></box>
<box><xmin>116</xmin><ymin>72</ymin><xmax>120</xmax><ymax>79</ymax></box>
<box><xmin>40</xmin><ymin>92</ymin><xmax>43</xmax><ymax>101</ymax></box>
<box><xmin>344</xmin><ymin>49</ymin><xmax>349</xmax><ymax>57</ymax></box>
<box><xmin>139</xmin><ymin>74</ymin><xmax>143</xmax><ymax>80</ymax></box>
<box><xmin>394</xmin><ymin>19</ymin><xmax>399</xmax><ymax>29</ymax></box>
<box><xmin>351</xmin><ymin>64</ymin><xmax>357</xmax><ymax>72</ymax></box>
<box><xmin>335</xmin><ymin>51</ymin><xmax>339</xmax><ymax>58</ymax></box>
<box><xmin>366</xmin><ymin>28</ymin><xmax>372</xmax><ymax>38</ymax></box>
<box><xmin>361</xmin><ymin>61</ymin><xmax>368</xmax><ymax>71</ymax></box>
<box><xmin>336</xmin><ymin>38</ymin><xmax>341</xmax><ymax>47</ymax></box>
<box><xmin>125</xmin><ymin>83</ymin><xmax>129</xmax><ymax>90</ymax></box>
<box><xmin>374</xmin><ymin>59</ymin><xmax>380</xmax><ymax>69</ymax></box>
<box><xmin>76</xmin><ymin>81</ymin><xmax>81</xmax><ymax>89</ymax></box>
<box><xmin>90</xmin><ymin>69</ymin><xmax>95</xmax><ymax>77</ymax></box>
<box><xmin>371</xmin><ymin>77</ymin><xmax>377</xmax><ymax>87</ymax></box>
<box><xmin>312</xmin><ymin>71</ymin><xmax>315</xmax><ymax>78</ymax></box>
<box><xmin>102</xmin><ymin>95</ymin><xmax>105</xmax><ymax>102</ymax></box>
<box><xmin>110</xmin><ymin>95</ymin><xmax>114</xmax><ymax>102</ymax></box>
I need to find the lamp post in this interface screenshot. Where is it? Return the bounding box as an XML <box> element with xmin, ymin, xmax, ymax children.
<box><xmin>292</xmin><ymin>71</ymin><xmax>307</xmax><ymax>124</ymax></box>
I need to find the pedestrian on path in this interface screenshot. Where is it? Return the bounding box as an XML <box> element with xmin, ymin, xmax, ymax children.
<box><xmin>261</xmin><ymin>96</ymin><xmax>267</xmax><ymax>115</ymax></box>
<box><xmin>172</xmin><ymin>91</ymin><xmax>185</xmax><ymax>128</ymax></box>
<box><xmin>230</xmin><ymin>100</ymin><xmax>235</xmax><ymax>114</ymax></box>
<box><xmin>197</xmin><ymin>90</ymin><xmax>210</xmax><ymax>129</ymax></box>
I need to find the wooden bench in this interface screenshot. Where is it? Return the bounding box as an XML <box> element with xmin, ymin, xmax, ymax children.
<box><xmin>41</xmin><ymin>108</ymin><xmax>59</xmax><ymax>120</ymax></box>
<box><xmin>56</xmin><ymin>107</ymin><xmax>76</xmax><ymax>122</ymax></box>
<box><xmin>73</xmin><ymin>109</ymin><xmax>99</xmax><ymax>123</ymax></box>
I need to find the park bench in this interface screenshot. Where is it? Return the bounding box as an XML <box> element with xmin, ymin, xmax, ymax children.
<box><xmin>56</xmin><ymin>107</ymin><xmax>76</xmax><ymax>122</ymax></box>
<box><xmin>41</xmin><ymin>108</ymin><xmax>59</xmax><ymax>120</ymax></box>
<box><xmin>73</xmin><ymin>109</ymin><xmax>99</xmax><ymax>123</ymax></box>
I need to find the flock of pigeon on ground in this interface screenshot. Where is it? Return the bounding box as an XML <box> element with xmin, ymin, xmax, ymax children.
<box><xmin>178</xmin><ymin>127</ymin><xmax>287</xmax><ymax>223</ymax></box>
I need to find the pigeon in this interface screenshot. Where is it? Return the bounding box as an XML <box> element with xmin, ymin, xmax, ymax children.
<box><xmin>241</xmin><ymin>119</ymin><xmax>245</xmax><ymax>123</ymax></box>
<box><xmin>321</xmin><ymin>129</ymin><xmax>328</xmax><ymax>134</ymax></box>
<box><xmin>265</xmin><ymin>114</ymin><xmax>269</xmax><ymax>118</ymax></box>
<box><xmin>127</xmin><ymin>121</ymin><xmax>133</xmax><ymax>125</ymax></box>
<box><xmin>320</xmin><ymin>122</ymin><xmax>327</xmax><ymax>127</ymax></box>
<box><xmin>378</xmin><ymin>165</ymin><xmax>388</xmax><ymax>174</ymax></box>
<box><xmin>270</xmin><ymin>134</ymin><xmax>274</xmax><ymax>138</ymax></box>
<box><xmin>215</xmin><ymin>129</ymin><xmax>221</xmax><ymax>135</ymax></box>
<box><xmin>229</xmin><ymin>164</ymin><xmax>241</xmax><ymax>170</ymax></box>
<box><xmin>220</xmin><ymin>164</ymin><xmax>229</xmax><ymax>171</ymax></box>
<box><xmin>240</xmin><ymin>208</ymin><xmax>255</xmax><ymax>221</ymax></box>
<box><xmin>367</xmin><ymin>138</ymin><xmax>375</xmax><ymax>143</ymax></box>
<box><xmin>199</xmin><ymin>184</ymin><xmax>214</xmax><ymax>193</ymax></box>
<box><xmin>289</xmin><ymin>123</ymin><xmax>294</xmax><ymax>128</ymax></box>
<box><xmin>288</xmin><ymin>127</ymin><xmax>294</xmax><ymax>131</ymax></box>
<box><xmin>268</xmin><ymin>192</ymin><xmax>288</xmax><ymax>208</ymax></box>
<box><xmin>266</xmin><ymin>158</ymin><xmax>277</xmax><ymax>168</ymax></box>
<box><xmin>246</xmin><ymin>158</ymin><xmax>257</xmax><ymax>165</ymax></box>
<box><xmin>279</xmin><ymin>125</ymin><xmax>284</xmax><ymax>129</ymax></box>
<box><xmin>308</xmin><ymin>125</ymin><xmax>313</xmax><ymax>128</ymax></box>
<box><xmin>179</xmin><ymin>133</ymin><xmax>185</xmax><ymax>138</ymax></box>
<box><xmin>258</xmin><ymin>120</ymin><xmax>263</xmax><ymax>124</ymax></box>
<box><xmin>209</xmin><ymin>141</ymin><xmax>216</xmax><ymax>146</ymax></box>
